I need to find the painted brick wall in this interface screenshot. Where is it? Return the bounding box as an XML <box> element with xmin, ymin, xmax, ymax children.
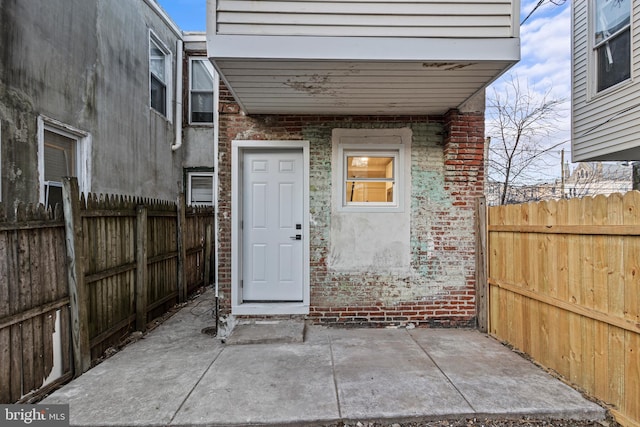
<box><xmin>217</xmin><ymin>86</ymin><xmax>484</xmax><ymax>327</ymax></box>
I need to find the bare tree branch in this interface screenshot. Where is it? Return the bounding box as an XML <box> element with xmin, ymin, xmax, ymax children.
<box><xmin>486</xmin><ymin>75</ymin><xmax>567</xmax><ymax>205</ymax></box>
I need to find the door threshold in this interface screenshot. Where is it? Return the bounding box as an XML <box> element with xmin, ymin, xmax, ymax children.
<box><xmin>232</xmin><ymin>302</ymin><xmax>309</xmax><ymax>316</ymax></box>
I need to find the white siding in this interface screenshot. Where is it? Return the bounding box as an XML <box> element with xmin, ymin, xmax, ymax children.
<box><xmin>215</xmin><ymin>0</ymin><xmax>516</xmax><ymax>38</ymax></box>
<box><xmin>572</xmin><ymin>0</ymin><xmax>640</xmax><ymax>161</ymax></box>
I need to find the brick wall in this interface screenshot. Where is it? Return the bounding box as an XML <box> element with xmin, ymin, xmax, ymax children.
<box><xmin>217</xmin><ymin>85</ymin><xmax>484</xmax><ymax>327</ymax></box>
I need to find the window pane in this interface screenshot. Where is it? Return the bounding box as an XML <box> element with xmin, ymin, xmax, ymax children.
<box><xmin>190</xmin><ymin>175</ymin><xmax>213</xmax><ymax>204</ymax></box>
<box><xmin>595</xmin><ymin>0</ymin><xmax>630</xmax><ymax>44</ymax></box>
<box><xmin>192</xmin><ymin>60</ymin><xmax>214</xmax><ymax>91</ymax></box>
<box><xmin>150</xmin><ymin>57</ymin><xmax>165</xmax><ymax>80</ymax></box>
<box><xmin>151</xmin><ymin>75</ymin><xmax>166</xmax><ymax>114</ymax></box>
<box><xmin>346</xmin><ymin>156</ymin><xmax>393</xmax><ymax>179</ymax></box>
<box><xmin>597</xmin><ymin>28</ymin><xmax>631</xmax><ymax>91</ymax></box>
<box><xmin>150</xmin><ymin>40</ymin><xmax>165</xmax><ymax>80</ymax></box>
<box><xmin>44</xmin><ymin>130</ymin><xmax>75</xmax><ymax>182</ymax></box>
<box><xmin>46</xmin><ymin>185</ymin><xmax>63</xmax><ymax>211</ymax></box>
<box><xmin>191</xmin><ymin>92</ymin><xmax>214</xmax><ymax>123</ymax></box>
<box><xmin>345</xmin><ymin>181</ymin><xmax>392</xmax><ymax>203</ymax></box>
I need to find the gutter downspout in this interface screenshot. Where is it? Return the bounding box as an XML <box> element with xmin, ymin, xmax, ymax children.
<box><xmin>172</xmin><ymin>39</ymin><xmax>184</xmax><ymax>151</ymax></box>
<box><xmin>213</xmin><ymin>70</ymin><xmax>220</xmax><ymax>301</ymax></box>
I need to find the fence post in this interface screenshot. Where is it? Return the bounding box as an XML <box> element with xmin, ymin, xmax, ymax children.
<box><xmin>204</xmin><ymin>223</ymin><xmax>213</xmax><ymax>286</ymax></box>
<box><xmin>62</xmin><ymin>177</ymin><xmax>91</xmax><ymax>376</ymax></box>
<box><xmin>135</xmin><ymin>205</ymin><xmax>148</xmax><ymax>332</ymax></box>
<box><xmin>475</xmin><ymin>196</ymin><xmax>488</xmax><ymax>333</ymax></box>
<box><xmin>176</xmin><ymin>194</ymin><xmax>187</xmax><ymax>302</ymax></box>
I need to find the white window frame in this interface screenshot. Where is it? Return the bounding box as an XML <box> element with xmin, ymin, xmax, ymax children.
<box><xmin>187</xmin><ymin>172</ymin><xmax>215</xmax><ymax>206</ymax></box>
<box><xmin>188</xmin><ymin>57</ymin><xmax>216</xmax><ymax>125</ymax></box>
<box><xmin>37</xmin><ymin>115</ymin><xmax>91</xmax><ymax>205</ymax></box>
<box><xmin>149</xmin><ymin>31</ymin><xmax>172</xmax><ymax>119</ymax></box>
<box><xmin>590</xmin><ymin>0</ymin><xmax>632</xmax><ymax>96</ymax></box>
<box><xmin>337</xmin><ymin>143</ymin><xmax>405</xmax><ymax>213</ymax></box>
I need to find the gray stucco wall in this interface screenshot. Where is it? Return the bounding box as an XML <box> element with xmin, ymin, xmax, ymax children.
<box><xmin>0</xmin><ymin>0</ymin><xmax>183</xmax><ymax>212</ymax></box>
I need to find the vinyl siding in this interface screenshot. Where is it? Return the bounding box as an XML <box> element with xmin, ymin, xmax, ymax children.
<box><xmin>215</xmin><ymin>0</ymin><xmax>517</xmax><ymax>38</ymax></box>
<box><xmin>572</xmin><ymin>0</ymin><xmax>640</xmax><ymax>161</ymax></box>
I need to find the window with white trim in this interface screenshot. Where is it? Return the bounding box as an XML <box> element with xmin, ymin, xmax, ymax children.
<box><xmin>38</xmin><ymin>116</ymin><xmax>91</xmax><ymax>210</ymax></box>
<box><xmin>187</xmin><ymin>172</ymin><xmax>214</xmax><ymax>206</ymax></box>
<box><xmin>189</xmin><ymin>58</ymin><xmax>215</xmax><ymax>124</ymax></box>
<box><xmin>593</xmin><ymin>0</ymin><xmax>631</xmax><ymax>92</ymax></box>
<box><xmin>338</xmin><ymin>144</ymin><xmax>403</xmax><ymax>211</ymax></box>
<box><xmin>150</xmin><ymin>34</ymin><xmax>171</xmax><ymax>116</ymax></box>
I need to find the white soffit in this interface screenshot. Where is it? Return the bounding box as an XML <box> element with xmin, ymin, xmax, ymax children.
<box><xmin>213</xmin><ymin>59</ymin><xmax>514</xmax><ymax>115</ymax></box>
<box><xmin>208</xmin><ymin>33</ymin><xmax>520</xmax><ymax>115</ymax></box>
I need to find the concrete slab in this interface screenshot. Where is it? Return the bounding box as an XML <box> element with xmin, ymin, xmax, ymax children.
<box><xmin>172</xmin><ymin>327</ymin><xmax>339</xmax><ymax>426</ymax></box>
<box><xmin>41</xmin><ymin>290</ymin><xmax>606</xmax><ymax>427</ymax></box>
<box><xmin>328</xmin><ymin>328</ymin><xmax>474</xmax><ymax>422</ymax></box>
<box><xmin>226</xmin><ymin>319</ymin><xmax>305</xmax><ymax>345</ymax></box>
<box><xmin>42</xmin><ymin>292</ymin><xmax>222</xmax><ymax>426</ymax></box>
<box><xmin>408</xmin><ymin>328</ymin><xmax>605</xmax><ymax>421</ymax></box>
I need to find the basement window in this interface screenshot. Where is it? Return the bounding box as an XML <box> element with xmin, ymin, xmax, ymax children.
<box><xmin>187</xmin><ymin>172</ymin><xmax>214</xmax><ymax>206</ymax></box>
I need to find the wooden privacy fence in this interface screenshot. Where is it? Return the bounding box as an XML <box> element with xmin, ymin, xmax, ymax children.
<box><xmin>0</xmin><ymin>205</ymin><xmax>72</xmax><ymax>404</ymax></box>
<box><xmin>487</xmin><ymin>192</ymin><xmax>640</xmax><ymax>427</ymax></box>
<box><xmin>0</xmin><ymin>178</ymin><xmax>214</xmax><ymax>403</ymax></box>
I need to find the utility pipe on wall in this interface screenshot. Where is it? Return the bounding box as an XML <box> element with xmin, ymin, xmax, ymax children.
<box><xmin>172</xmin><ymin>39</ymin><xmax>183</xmax><ymax>151</ymax></box>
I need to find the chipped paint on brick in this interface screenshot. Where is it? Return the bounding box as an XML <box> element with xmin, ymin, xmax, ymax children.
<box><xmin>217</xmin><ymin>103</ymin><xmax>484</xmax><ymax>326</ymax></box>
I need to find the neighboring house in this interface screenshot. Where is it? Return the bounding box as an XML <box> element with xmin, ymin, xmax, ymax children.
<box><xmin>485</xmin><ymin>162</ymin><xmax>632</xmax><ymax>205</ymax></box>
<box><xmin>564</xmin><ymin>162</ymin><xmax>632</xmax><ymax>197</ymax></box>
<box><xmin>485</xmin><ymin>180</ymin><xmax>560</xmax><ymax>205</ymax></box>
<box><xmin>572</xmin><ymin>0</ymin><xmax>639</xmax><ymax>161</ymax></box>
<box><xmin>0</xmin><ymin>0</ymin><xmax>216</xmax><ymax>216</ymax></box>
<box><xmin>207</xmin><ymin>0</ymin><xmax>520</xmax><ymax>325</ymax></box>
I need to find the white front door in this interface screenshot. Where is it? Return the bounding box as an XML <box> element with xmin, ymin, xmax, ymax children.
<box><xmin>242</xmin><ymin>150</ymin><xmax>304</xmax><ymax>302</ymax></box>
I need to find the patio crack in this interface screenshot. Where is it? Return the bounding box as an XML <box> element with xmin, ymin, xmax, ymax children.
<box><xmin>328</xmin><ymin>333</ymin><xmax>343</xmax><ymax>420</ymax></box>
<box><xmin>169</xmin><ymin>347</ymin><xmax>226</xmax><ymax>425</ymax></box>
<box><xmin>406</xmin><ymin>330</ymin><xmax>477</xmax><ymax>413</ymax></box>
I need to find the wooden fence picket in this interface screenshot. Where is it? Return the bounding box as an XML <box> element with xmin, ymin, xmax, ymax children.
<box><xmin>488</xmin><ymin>191</ymin><xmax>640</xmax><ymax>427</ymax></box>
<box><xmin>0</xmin><ymin>182</ymin><xmax>214</xmax><ymax>403</ymax></box>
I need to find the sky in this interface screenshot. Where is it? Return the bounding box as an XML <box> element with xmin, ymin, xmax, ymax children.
<box><xmin>157</xmin><ymin>0</ymin><xmax>207</xmax><ymax>31</ymax></box>
<box><xmin>157</xmin><ymin>0</ymin><xmax>572</xmax><ymax>182</ymax></box>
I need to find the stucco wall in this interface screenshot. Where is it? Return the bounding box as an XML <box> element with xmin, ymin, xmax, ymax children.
<box><xmin>218</xmin><ymin>88</ymin><xmax>485</xmax><ymax>326</ymax></box>
<box><xmin>0</xmin><ymin>0</ymin><xmax>182</xmax><ymax>213</ymax></box>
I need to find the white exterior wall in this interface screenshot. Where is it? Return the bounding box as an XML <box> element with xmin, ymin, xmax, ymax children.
<box><xmin>572</xmin><ymin>0</ymin><xmax>640</xmax><ymax>161</ymax></box>
<box><xmin>214</xmin><ymin>0</ymin><xmax>518</xmax><ymax>38</ymax></box>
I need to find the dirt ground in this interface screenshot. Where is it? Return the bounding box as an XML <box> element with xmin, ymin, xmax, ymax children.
<box><xmin>338</xmin><ymin>416</ymin><xmax>619</xmax><ymax>427</ymax></box>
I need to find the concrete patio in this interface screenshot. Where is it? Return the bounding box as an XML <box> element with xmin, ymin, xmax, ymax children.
<box><xmin>42</xmin><ymin>289</ymin><xmax>606</xmax><ymax>426</ymax></box>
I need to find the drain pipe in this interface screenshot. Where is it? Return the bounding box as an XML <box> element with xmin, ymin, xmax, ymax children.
<box><xmin>213</xmin><ymin>61</ymin><xmax>220</xmax><ymax>335</ymax></box>
<box><xmin>172</xmin><ymin>39</ymin><xmax>183</xmax><ymax>151</ymax></box>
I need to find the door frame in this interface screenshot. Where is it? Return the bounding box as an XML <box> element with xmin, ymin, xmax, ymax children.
<box><xmin>231</xmin><ymin>140</ymin><xmax>310</xmax><ymax>315</ymax></box>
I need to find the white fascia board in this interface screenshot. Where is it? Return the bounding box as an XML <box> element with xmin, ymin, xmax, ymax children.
<box><xmin>207</xmin><ymin>34</ymin><xmax>520</xmax><ymax>62</ymax></box>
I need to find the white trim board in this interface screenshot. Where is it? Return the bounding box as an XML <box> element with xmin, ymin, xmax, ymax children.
<box><xmin>230</xmin><ymin>140</ymin><xmax>310</xmax><ymax>315</ymax></box>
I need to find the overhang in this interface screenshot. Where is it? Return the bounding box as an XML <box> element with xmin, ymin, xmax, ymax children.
<box><xmin>208</xmin><ymin>35</ymin><xmax>519</xmax><ymax>115</ymax></box>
